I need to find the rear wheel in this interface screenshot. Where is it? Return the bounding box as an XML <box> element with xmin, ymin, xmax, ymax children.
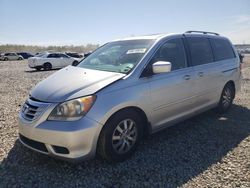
<box><xmin>72</xmin><ymin>61</ymin><xmax>79</xmax><ymax>66</ymax></box>
<box><xmin>43</xmin><ymin>63</ymin><xmax>52</xmax><ymax>71</ymax></box>
<box><xmin>97</xmin><ymin>110</ymin><xmax>143</xmax><ymax>162</ymax></box>
<box><xmin>18</xmin><ymin>57</ymin><xmax>22</xmax><ymax>60</ymax></box>
<box><xmin>217</xmin><ymin>83</ymin><xmax>235</xmax><ymax>113</ymax></box>
<box><xmin>4</xmin><ymin>57</ymin><xmax>8</xmax><ymax>61</ymax></box>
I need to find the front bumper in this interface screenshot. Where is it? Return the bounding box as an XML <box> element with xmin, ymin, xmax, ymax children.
<box><xmin>18</xmin><ymin>99</ymin><xmax>103</xmax><ymax>162</ymax></box>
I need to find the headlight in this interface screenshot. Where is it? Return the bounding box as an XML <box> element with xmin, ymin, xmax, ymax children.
<box><xmin>48</xmin><ymin>95</ymin><xmax>96</xmax><ymax>121</ymax></box>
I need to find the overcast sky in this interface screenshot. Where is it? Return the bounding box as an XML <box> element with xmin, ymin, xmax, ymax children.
<box><xmin>0</xmin><ymin>0</ymin><xmax>249</xmax><ymax>45</ymax></box>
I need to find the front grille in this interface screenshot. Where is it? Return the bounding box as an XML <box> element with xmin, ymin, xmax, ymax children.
<box><xmin>21</xmin><ymin>97</ymin><xmax>50</xmax><ymax>122</ymax></box>
<box><xmin>19</xmin><ymin>134</ymin><xmax>48</xmax><ymax>153</ymax></box>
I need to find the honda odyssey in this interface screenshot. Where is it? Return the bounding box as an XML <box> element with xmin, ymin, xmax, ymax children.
<box><xmin>19</xmin><ymin>31</ymin><xmax>241</xmax><ymax>162</ymax></box>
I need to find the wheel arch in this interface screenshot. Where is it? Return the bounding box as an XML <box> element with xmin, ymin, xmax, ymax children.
<box><xmin>44</xmin><ymin>62</ymin><xmax>52</xmax><ymax>66</ymax></box>
<box><xmin>101</xmin><ymin>106</ymin><xmax>151</xmax><ymax>137</ymax></box>
<box><xmin>225</xmin><ymin>80</ymin><xmax>236</xmax><ymax>99</ymax></box>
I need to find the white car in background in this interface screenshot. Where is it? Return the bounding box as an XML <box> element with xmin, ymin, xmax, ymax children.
<box><xmin>0</xmin><ymin>53</ymin><xmax>23</xmax><ymax>61</ymax></box>
<box><xmin>28</xmin><ymin>52</ymin><xmax>79</xmax><ymax>71</ymax></box>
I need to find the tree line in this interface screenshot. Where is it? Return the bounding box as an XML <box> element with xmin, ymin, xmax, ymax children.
<box><xmin>0</xmin><ymin>44</ymin><xmax>100</xmax><ymax>54</ymax></box>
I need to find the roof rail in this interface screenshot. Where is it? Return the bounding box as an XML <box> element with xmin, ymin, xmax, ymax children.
<box><xmin>185</xmin><ymin>30</ymin><xmax>219</xmax><ymax>36</ymax></box>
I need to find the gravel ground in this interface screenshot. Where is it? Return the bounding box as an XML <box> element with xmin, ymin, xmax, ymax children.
<box><xmin>0</xmin><ymin>57</ymin><xmax>250</xmax><ymax>187</ymax></box>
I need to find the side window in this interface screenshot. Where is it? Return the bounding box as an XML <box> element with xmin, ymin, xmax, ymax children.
<box><xmin>187</xmin><ymin>37</ymin><xmax>214</xmax><ymax>66</ymax></box>
<box><xmin>47</xmin><ymin>54</ymin><xmax>53</xmax><ymax>58</ymax></box>
<box><xmin>60</xmin><ymin>54</ymin><xmax>68</xmax><ymax>58</ymax></box>
<box><xmin>152</xmin><ymin>38</ymin><xmax>187</xmax><ymax>71</ymax></box>
<box><xmin>210</xmin><ymin>38</ymin><xmax>235</xmax><ymax>61</ymax></box>
<box><xmin>48</xmin><ymin>54</ymin><xmax>56</xmax><ymax>58</ymax></box>
<box><xmin>54</xmin><ymin>54</ymin><xmax>60</xmax><ymax>58</ymax></box>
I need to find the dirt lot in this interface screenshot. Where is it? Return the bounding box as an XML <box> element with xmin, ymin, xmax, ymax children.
<box><xmin>0</xmin><ymin>56</ymin><xmax>250</xmax><ymax>187</ymax></box>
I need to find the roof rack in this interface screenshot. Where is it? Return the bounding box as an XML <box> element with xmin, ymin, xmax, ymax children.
<box><xmin>185</xmin><ymin>30</ymin><xmax>219</xmax><ymax>36</ymax></box>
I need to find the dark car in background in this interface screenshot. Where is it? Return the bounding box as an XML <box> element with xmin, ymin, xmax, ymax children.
<box><xmin>65</xmin><ymin>52</ymin><xmax>84</xmax><ymax>59</ymax></box>
<box><xmin>65</xmin><ymin>52</ymin><xmax>84</xmax><ymax>65</ymax></box>
<box><xmin>66</xmin><ymin>52</ymin><xmax>84</xmax><ymax>59</ymax></box>
<box><xmin>17</xmin><ymin>52</ymin><xmax>34</xmax><ymax>59</ymax></box>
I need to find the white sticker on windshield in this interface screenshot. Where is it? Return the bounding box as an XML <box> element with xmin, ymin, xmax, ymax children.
<box><xmin>126</xmin><ymin>48</ymin><xmax>147</xmax><ymax>54</ymax></box>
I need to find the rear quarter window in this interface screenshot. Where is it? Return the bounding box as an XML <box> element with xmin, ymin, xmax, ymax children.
<box><xmin>210</xmin><ymin>38</ymin><xmax>235</xmax><ymax>61</ymax></box>
<box><xmin>187</xmin><ymin>37</ymin><xmax>214</xmax><ymax>66</ymax></box>
<box><xmin>47</xmin><ymin>54</ymin><xmax>54</xmax><ymax>58</ymax></box>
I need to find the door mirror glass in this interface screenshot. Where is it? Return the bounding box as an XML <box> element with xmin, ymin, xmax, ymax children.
<box><xmin>152</xmin><ymin>61</ymin><xmax>171</xmax><ymax>74</ymax></box>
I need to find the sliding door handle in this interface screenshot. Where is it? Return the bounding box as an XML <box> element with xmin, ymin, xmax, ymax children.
<box><xmin>198</xmin><ymin>72</ymin><xmax>204</xmax><ymax>77</ymax></box>
<box><xmin>183</xmin><ymin>75</ymin><xmax>191</xmax><ymax>80</ymax></box>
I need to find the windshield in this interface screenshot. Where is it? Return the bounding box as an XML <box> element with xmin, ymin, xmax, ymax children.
<box><xmin>78</xmin><ymin>39</ymin><xmax>155</xmax><ymax>74</ymax></box>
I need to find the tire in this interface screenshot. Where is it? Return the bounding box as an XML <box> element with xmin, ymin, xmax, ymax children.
<box><xmin>35</xmin><ymin>67</ymin><xmax>41</xmax><ymax>71</ymax></box>
<box><xmin>97</xmin><ymin>109</ymin><xmax>143</xmax><ymax>162</ymax></box>
<box><xmin>72</xmin><ymin>61</ymin><xmax>79</xmax><ymax>66</ymax></box>
<box><xmin>43</xmin><ymin>63</ymin><xmax>52</xmax><ymax>71</ymax></box>
<box><xmin>217</xmin><ymin>83</ymin><xmax>235</xmax><ymax>113</ymax></box>
<box><xmin>18</xmin><ymin>57</ymin><xmax>22</xmax><ymax>60</ymax></box>
<box><xmin>4</xmin><ymin>57</ymin><xmax>8</xmax><ymax>61</ymax></box>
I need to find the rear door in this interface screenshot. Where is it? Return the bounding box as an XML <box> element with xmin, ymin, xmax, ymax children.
<box><xmin>8</xmin><ymin>53</ymin><xmax>16</xmax><ymax>60</ymax></box>
<box><xmin>145</xmin><ymin>38</ymin><xmax>196</xmax><ymax>128</ymax></box>
<box><xmin>47</xmin><ymin>54</ymin><xmax>57</xmax><ymax>68</ymax></box>
<box><xmin>185</xmin><ymin>36</ymin><xmax>222</xmax><ymax>109</ymax></box>
<box><xmin>59</xmin><ymin>54</ymin><xmax>73</xmax><ymax>67</ymax></box>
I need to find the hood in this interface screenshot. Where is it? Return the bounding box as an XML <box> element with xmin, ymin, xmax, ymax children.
<box><xmin>30</xmin><ymin>66</ymin><xmax>125</xmax><ymax>102</ymax></box>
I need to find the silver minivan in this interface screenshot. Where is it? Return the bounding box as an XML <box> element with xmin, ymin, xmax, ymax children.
<box><xmin>19</xmin><ymin>31</ymin><xmax>241</xmax><ymax>162</ymax></box>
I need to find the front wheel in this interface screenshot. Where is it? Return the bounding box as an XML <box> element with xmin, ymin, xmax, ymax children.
<box><xmin>217</xmin><ymin>83</ymin><xmax>235</xmax><ymax>113</ymax></box>
<box><xmin>4</xmin><ymin>57</ymin><xmax>8</xmax><ymax>61</ymax></box>
<box><xmin>43</xmin><ymin>63</ymin><xmax>52</xmax><ymax>71</ymax></box>
<box><xmin>97</xmin><ymin>110</ymin><xmax>143</xmax><ymax>162</ymax></box>
<box><xmin>18</xmin><ymin>57</ymin><xmax>22</xmax><ymax>60</ymax></box>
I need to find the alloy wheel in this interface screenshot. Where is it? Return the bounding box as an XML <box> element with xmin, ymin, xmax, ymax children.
<box><xmin>112</xmin><ymin>119</ymin><xmax>137</xmax><ymax>154</ymax></box>
<box><xmin>222</xmin><ymin>87</ymin><xmax>232</xmax><ymax>108</ymax></box>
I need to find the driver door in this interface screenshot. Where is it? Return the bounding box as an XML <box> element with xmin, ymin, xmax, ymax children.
<box><xmin>146</xmin><ymin>38</ymin><xmax>196</xmax><ymax>129</ymax></box>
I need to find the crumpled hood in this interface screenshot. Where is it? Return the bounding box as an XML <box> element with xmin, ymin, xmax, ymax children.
<box><xmin>30</xmin><ymin>66</ymin><xmax>125</xmax><ymax>102</ymax></box>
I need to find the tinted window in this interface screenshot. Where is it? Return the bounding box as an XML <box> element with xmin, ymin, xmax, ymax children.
<box><xmin>6</xmin><ymin>53</ymin><xmax>16</xmax><ymax>56</ymax></box>
<box><xmin>152</xmin><ymin>38</ymin><xmax>187</xmax><ymax>71</ymax></box>
<box><xmin>59</xmin><ymin>54</ymin><xmax>69</xmax><ymax>58</ymax></box>
<box><xmin>211</xmin><ymin>38</ymin><xmax>235</xmax><ymax>61</ymax></box>
<box><xmin>47</xmin><ymin>54</ymin><xmax>55</xmax><ymax>58</ymax></box>
<box><xmin>48</xmin><ymin>54</ymin><xmax>60</xmax><ymax>58</ymax></box>
<box><xmin>187</xmin><ymin>37</ymin><xmax>214</xmax><ymax>66</ymax></box>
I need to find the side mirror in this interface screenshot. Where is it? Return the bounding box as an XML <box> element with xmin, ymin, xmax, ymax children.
<box><xmin>152</xmin><ymin>61</ymin><xmax>171</xmax><ymax>74</ymax></box>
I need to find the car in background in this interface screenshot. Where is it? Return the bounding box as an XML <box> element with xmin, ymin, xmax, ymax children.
<box><xmin>0</xmin><ymin>53</ymin><xmax>23</xmax><ymax>61</ymax></box>
<box><xmin>17</xmin><ymin>52</ymin><xmax>34</xmax><ymax>59</ymax></box>
<box><xmin>237</xmin><ymin>51</ymin><xmax>244</xmax><ymax>63</ymax></box>
<box><xmin>28</xmin><ymin>52</ymin><xmax>79</xmax><ymax>71</ymax></box>
<box><xmin>65</xmin><ymin>52</ymin><xmax>84</xmax><ymax>59</ymax></box>
<box><xmin>65</xmin><ymin>52</ymin><xmax>84</xmax><ymax>65</ymax></box>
